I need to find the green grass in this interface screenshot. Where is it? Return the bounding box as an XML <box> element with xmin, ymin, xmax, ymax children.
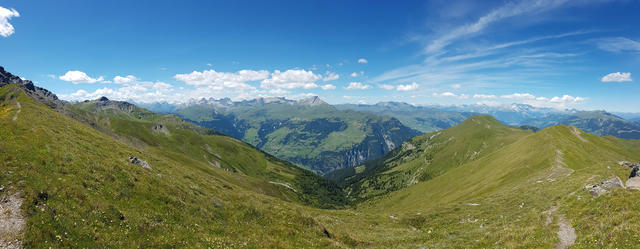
<box><xmin>3</xmin><ymin>84</ymin><xmax>640</xmax><ymax>248</ymax></box>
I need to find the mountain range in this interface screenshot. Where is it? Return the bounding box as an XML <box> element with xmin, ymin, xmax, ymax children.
<box><xmin>152</xmin><ymin>97</ymin><xmax>421</xmax><ymax>174</ymax></box>
<box><xmin>3</xmin><ymin>66</ymin><xmax>640</xmax><ymax>248</ymax></box>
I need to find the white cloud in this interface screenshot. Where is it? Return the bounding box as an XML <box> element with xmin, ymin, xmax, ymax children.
<box><xmin>59</xmin><ymin>81</ymin><xmax>176</xmax><ymax>103</ymax></box>
<box><xmin>425</xmin><ymin>0</ymin><xmax>572</xmax><ymax>53</ymax></box>
<box><xmin>432</xmin><ymin>92</ymin><xmax>469</xmax><ymax>99</ymax></box>
<box><xmin>379</xmin><ymin>84</ymin><xmax>395</xmax><ymax>90</ymax></box>
<box><xmin>350</xmin><ymin>72</ymin><xmax>359</xmax><ymax>77</ymax></box>
<box><xmin>432</xmin><ymin>92</ymin><xmax>457</xmax><ymax>97</ymax></box>
<box><xmin>174</xmin><ymin>69</ymin><xmax>267</xmax><ymax>91</ymax></box>
<box><xmin>59</xmin><ymin>71</ymin><xmax>105</xmax><ymax>84</ymax></box>
<box><xmin>268</xmin><ymin>89</ymin><xmax>290</xmax><ymax>95</ymax></box>
<box><xmin>473</xmin><ymin>94</ymin><xmax>497</xmax><ymax>99</ymax></box>
<box><xmin>323</xmin><ymin>71</ymin><xmax>340</xmax><ymax>82</ymax></box>
<box><xmin>601</xmin><ymin>72</ymin><xmax>632</xmax><ymax>82</ymax></box>
<box><xmin>396</xmin><ymin>82</ymin><xmax>419</xmax><ymax>91</ymax></box>
<box><xmin>345</xmin><ymin>82</ymin><xmax>371</xmax><ymax>90</ymax></box>
<box><xmin>261</xmin><ymin>69</ymin><xmax>321</xmax><ymax>89</ymax></box>
<box><xmin>321</xmin><ymin>84</ymin><xmax>336</xmax><ymax>90</ymax></box>
<box><xmin>358</xmin><ymin>58</ymin><xmax>368</xmax><ymax>64</ymax></box>
<box><xmin>500</xmin><ymin>93</ymin><xmax>535</xmax><ymax>100</ymax></box>
<box><xmin>596</xmin><ymin>37</ymin><xmax>640</xmax><ymax>53</ymax></box>
<box><xmin>0</xmin><ymin>6</ymin><xmax>19</xmax><ymax>37</ymax></box>
<box><xmin>113</xmin><ymin>75</ymin><xmax>139</xmax><ymax>84</ymax></box>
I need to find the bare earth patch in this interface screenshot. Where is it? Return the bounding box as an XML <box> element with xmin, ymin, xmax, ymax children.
<box><xmin>570</xmin><ymin>126</ymin><xmax>587</xmax><ymax>143</ymax></box>
<box><xmin>11</xmin><ymin>102</ymin><xmax>20</xmax><ymax>122</ymax></box>
<box><xmin>555</xmin><ymin>214</ymin><xmax>576</xmax><ymax>249</ymax></box>
<box><xmin>0</xmin><ymin>191</ymin><xmax>25</xmax><ymax>249</ymax></box>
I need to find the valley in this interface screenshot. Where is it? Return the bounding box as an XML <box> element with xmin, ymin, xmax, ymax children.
<box><xmin>2</xmin><ymin>68</ymin><xmax>640</xmax><ymax>248</ymax></box>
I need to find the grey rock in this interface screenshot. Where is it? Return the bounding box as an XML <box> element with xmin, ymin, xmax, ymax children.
<box><xmin>631</xmin><ymin>165</ymin><xmax>640</xmax><ymax>178</ymax></box>
<box><xmin>587</xmin><ymin>176</ymin><xmax>624</xmax><ymax>197</ymax></box>
<box><xmin>129</xmin><ymin>157</ymin><xmax>152</xmax><ymax>170</ymax></box>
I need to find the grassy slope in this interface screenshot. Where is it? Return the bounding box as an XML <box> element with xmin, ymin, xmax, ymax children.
<box><xmin>329</xmin><ymin>116</ymin><xmax>531</xmax><ymax>202</ymax></box>
<box><xmin>0</xmin><ymin>85</ymin><xmax>348</xmax><ymax>248</ymax></box>
<box><xmin>3</xmin><ymin>83</ymin><xmax>640</xmax><ymax>248</ymax></box>
<box><xmin>323</xmin><ymin>115</ymin><xmax>640</xmax><ymax>248</ymax></box>
<box><xmin>343</xmin><ymin>124</ymin><xmax>640</xmax><ymax>248</ymax></box>
<box><xmin>66</xmin><ymin>99</ymin><xmax>347</xmax><ymax>209</ymax></box>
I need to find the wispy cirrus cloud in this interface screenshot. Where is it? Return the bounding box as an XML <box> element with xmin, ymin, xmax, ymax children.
<box><xmin>596</xmin><ymin>37</ymin><xmax>640</xmax><ymax>53</ymax></box>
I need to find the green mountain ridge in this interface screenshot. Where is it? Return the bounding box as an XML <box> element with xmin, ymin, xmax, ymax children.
<box><xmin>335</xmin><ymin>101</ymin><xmax>472</xmax><ymax>133</ymax></box>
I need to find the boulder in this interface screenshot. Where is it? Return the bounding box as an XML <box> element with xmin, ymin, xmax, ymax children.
<box><xmin>129</xmin><ymin>157</ymin><xmax>152</xmax><ymax>170</ymax></box>
<box><xmin>626</xmin><ymin>177</ymin><xmax>640</xmax><ymax>190</ymax></box>
<box><xmin>587</xmin><ymin>176</ymin><xmax>624</xmax><ymax>197</ymax></box>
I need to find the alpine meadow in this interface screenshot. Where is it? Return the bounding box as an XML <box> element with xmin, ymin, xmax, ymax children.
<box><xmin>1</xmin><ymin>1</ymin><xmax>640</xmax><ymax>248</ymax></box>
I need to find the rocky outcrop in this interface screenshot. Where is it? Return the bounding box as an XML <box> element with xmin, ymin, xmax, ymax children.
<box><xmin>151</xmin><ymin>124</ymin><xmax>170</xmax><ymax>135</ymax></box>
<box><xmin>129</xmin><ymin>157</ymin><xmax>152</xmax><ymax>170</ymax></box>
<box><xmin>0</xmin><ymin>66</ymin><xmax>66</xmax><ymax>110</ymax></box>
<box><xmin>584</xmin><ymin>176</ymin><xmax>624</xmax><ymax>197</ymax></box>
<box><xmin>618</xmin><ymin>161</ymin><xmax>640</xmax><ymax>190</ymax></box>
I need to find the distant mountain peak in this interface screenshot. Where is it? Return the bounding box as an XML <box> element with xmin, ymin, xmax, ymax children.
<box><xmin>98</xmin><ymin>96</ymin><xmax>109</xmax><ymax>101</ymax></box>
<box><xmin>296</xmin><ymin>96</ymin><xmax>327</xmax><ymax>106</ymax></box>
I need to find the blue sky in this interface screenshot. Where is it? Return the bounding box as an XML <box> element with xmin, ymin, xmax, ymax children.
<box><xmin>0</xmin><ymin>0</ymin><xmax>639</xmax><ymax>111</ymax></box>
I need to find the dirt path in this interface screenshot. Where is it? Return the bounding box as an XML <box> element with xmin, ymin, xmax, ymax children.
<box><xmin>543</xmin><ymin>204</ymin><xmax>577</xmax><ymax>249</ymax></box>
<box><xmin>0</xmin><ymin>191</ymin><xmax>25</xmax><ymax>249</ymax></box>
<box><xmin>570</xmin><ymin>127</ymin><xmax>587</xmax><ymax>143</ymax></box>
<box><xmin>12</xmin><ymin>102</ymin><xmax>21</xmax><ymax>121</ymax></box>
<box><xmin>547</xmin><ymin>150</ymin><xmax>574</xmax><ymax>181</ymax></box>
<box><xmin>555</xmin><ymin>214</ymin><xmax>576</xmax><ymax>249</ymax></box>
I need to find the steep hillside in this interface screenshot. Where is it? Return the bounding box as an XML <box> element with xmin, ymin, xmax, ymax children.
<box><xmin>66</xmin><ymin>97</ymin><xmax>347</xmax><ymax>209</ymax></box>
<box><xmin>326</xmin><ymin>116</ymin><xmax>640</xmax><ymax>248</ymax></box>
<box><xmin>328</xmin><ymin>116</ymin><xmax>531</xmax><ymax>202</ymax></box>
<box><xmin>0</xmin><ymin>84</ymin><xmax>351</xmax><ymax>248</ymax></box>
<box><xmin>335</xmin><ymin>101</ymin><xmax>472</xmax><ymax>133</ymax></box>
<box><xmin>172</xmin><ymin>97</ymin><xmax>421</xmax><ymax>173</ymax></box>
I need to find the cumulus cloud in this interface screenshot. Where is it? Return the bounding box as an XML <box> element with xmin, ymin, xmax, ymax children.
<box><xmin>350</xmin><ymin>72</ymin><xmax>359</xmax><ymax>77</ymax></box>
<box><xmin>113</xmin><ymin>75</ymin><xmax>139</xmax><ymax>84</ymax></box>
<box><xmin>358</xmin><ymin>58</ymin><xmax>368</xmax><ymax>64</ymax></box>
<box><xmin>345</xmin><ymin>82</ymin><xmax>371</xmax><ymax>90</ymax></box>
<box><xmin>432</xmin><ymin>92</ymin><xmax>469</xmax><ymax>99</ymax></box>
<box><xmin>500</xmin><ymin>93</ymin><xmax>535</xmax><ymax>99</ymax></box>
<box><xmin>59</xmin><ymin>81</ymin><xmax>176</xmax><ymax>103</ymax></box>
<box><xmin>601</xmin><ymin>72</ymin><xmax>632</xmax><ymax>82</ymax></box>
<box><xmin>268</xmin><ymin>89</ymin><xmax>290</xmax><ymax>95</ymax></box>
<box><xmin>321</xmin><ymin>84</ymin><xmax>336</xmax><ymax>90</ymax></box>
<box><xmin>396</xmin><ymin>82</ymin><xmax>419</xmax><ymax>91</ymax></box>
<box><xmin>0</xmin><ymin>6</ymin><xmax>19</xmax><ymax>37</ymax></box>
<box><xmin>473</xmin><ymin>94</ymin><xmax>497</xmax><ymax>99</ymax></box>
<box><xmin>59</xmin><ymin>71</ymin><xmax>105</xmax><ymax>84</ymax></box>
<box><xmin>379</xmin><ymin>84</ymin><xmax>395</xmax><ymax>90</ymax></box>
<box><xmin>323</xmin><ymin>71</ymin><xmax>340</xmax><ymax>82</ymax></box>
<box><xmin>174</xmin><ymin>69</ymin><xmax>267</xmax><ymax>91</ymax></box>
<box><xmin>261</xmin><ymin>69</ymin><xmax>321</xmax><ymax>89</ymax></box>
